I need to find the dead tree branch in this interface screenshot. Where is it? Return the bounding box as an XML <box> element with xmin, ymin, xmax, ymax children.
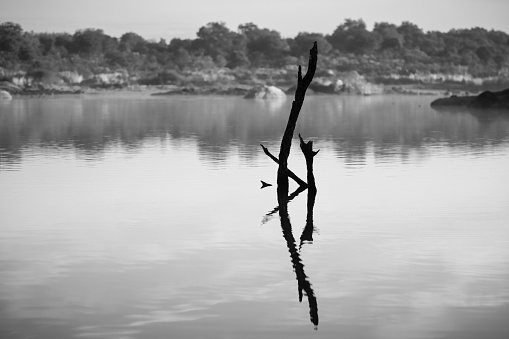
<box><xmin>299</xmin><ymin>134</ymin><xmax>319</xmax><ymax>191</ymax></box>
<box><xmin>258</xmin><ymin>42</ymin><xmax>320</xmax><ymax>329</ymax></box>
<box><xmin>277</xmin><ymin>42</ymin><xmax>318</xmax><ymax>197</ymax></box>
<box><xmin>260</xmin><ymin>144</ymin><xmax>307</xmax><ymax>188</ymax></box>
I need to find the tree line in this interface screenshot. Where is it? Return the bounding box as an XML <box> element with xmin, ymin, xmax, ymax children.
<box><xmin>1</xmin><ymin>19</ymin><xmax>509</xmax><ymax>85</ymax></box>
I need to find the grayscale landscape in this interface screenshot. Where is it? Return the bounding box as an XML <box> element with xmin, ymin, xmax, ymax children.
<box><xmin>1</xmin><ymin>1</ymin><xmax>509</xmax><ymax>338</ymax></box>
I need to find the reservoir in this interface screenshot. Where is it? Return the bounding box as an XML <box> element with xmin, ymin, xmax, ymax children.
<box><xmin>1</xmin><ymin>94</ymin><xmax>509</xmax><ymax>339</ymax></box>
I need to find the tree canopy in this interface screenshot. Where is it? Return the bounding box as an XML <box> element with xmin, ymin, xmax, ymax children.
<box><xmin>1</xmin><ymin>19</ymin><xmax>508</xmax><ymax>83</ymax></box>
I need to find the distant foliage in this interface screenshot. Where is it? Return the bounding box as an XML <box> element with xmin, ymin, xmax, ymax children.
<box><xmin>1</xmin><ymin>19</ymin><xmax>509</xmax><ymax>83</ymax></box>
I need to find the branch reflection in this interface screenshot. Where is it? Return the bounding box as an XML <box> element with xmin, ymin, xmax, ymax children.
<box><xmin>277</xmin><ymin>186</ymin><xmax>319</xmax><ymax>329</ymax></box>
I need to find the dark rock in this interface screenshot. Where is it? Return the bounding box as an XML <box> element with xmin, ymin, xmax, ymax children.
<box><xmin>223</xmin><ymin>86</ymin><xmax>250</xmax><ymax>96</ymax></box>
<box><xmin>431</xmin><ymin>88</ymin><xmax>509</xmax><ymax>110</ymax></box>
<box><xmin>151</xmin><ymin>85</ymin><xmax>251</xmax><ymax>96</ymax></box>
<box><xmin>309</xmin><ymin>83</ymin><xmax>336</xmax><ymax>94</ymax></box>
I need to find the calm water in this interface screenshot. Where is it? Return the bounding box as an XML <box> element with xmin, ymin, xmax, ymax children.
<box><xmin>1</xmin><ymin>94</ymin><xmax>509</xmax><ymax>339</ymax></box>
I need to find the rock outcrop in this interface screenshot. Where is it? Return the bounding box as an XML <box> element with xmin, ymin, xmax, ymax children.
<box><xmin>431</xmin><ymin>88</ymin><xmax>509</xmax><ymax>110</ymax></box>
<box><xmin>341</xmin><ymin>71</ymin><xmax>383</xmax><ymax>95</ymax></box>
<box><xmin>244</xmin><ymin>85</ymin><xmax>286</xmax><ymax>99</ymax></box>
<box><xmin>0</xmin><ymin>90</ymin><xmax>13</xmax><ymax>100</ymax></box>
<box><xmin>308</xmin><ymin>78</ymin><xmax>343</xmax><ymax>94</ymax></box>
<box><xmin>286</xmin><ymin>78</ymin><xmax>344</xmax><ymax>95</ymax></box>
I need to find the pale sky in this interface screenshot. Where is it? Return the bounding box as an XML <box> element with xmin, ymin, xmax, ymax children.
<box><xmin>1</xmin><ymin>0</ymin><xmax>508</xmax><ymax>41</ymax></box>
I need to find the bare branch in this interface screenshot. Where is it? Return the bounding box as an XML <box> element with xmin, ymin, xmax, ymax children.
<box><xmin>260</xmin><ymin>144</ymin><xmax>308</xmax><ymax>187</ymax></box>
<box><xmin>299</xmin><ymin>134</ymin><xmax>319</xmax><ymax>191</ymax></box>
<box><xmin>277</xmin><ymin>42</ymin><xmax>318</xmax><ymax>195</ymax></box>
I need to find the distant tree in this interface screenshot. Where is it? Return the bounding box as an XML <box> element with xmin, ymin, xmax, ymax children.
<box><xmin>53</xmin><ymin>33</ymin><xmax>73</xmax><ymax>57</ymax></box>
<box><xmin>492</xmin><ymin>53</ymin><xmax>507</xmax><ymax>68</ymax></box>
<box><xmin>195</xmin><ymin>22</ymin><xmax>237</xmax><ymax>64</ymax></box>
<box><xmin>158</xmin><ymin>38</ymin><xmax>167</xmax><ymax>46</ymax></box>
<box><xmin>460</xmin><ymin>50</ymin><xmax>479</xmax><ymax>66</ymax></box>
<box><xmin>141</xmin><ymin>40</ymin><xmax>170</xmax><ymax>68</ymax></box>
<box><xmin>475</xmin><ymin>46</ymin><xmax>493</xmax><ymax>63</ymax></box>
<box><xmin>328</xmin><ymin>19</ymin><xmax>377</xmax><ymax>55</ymax></box>
<box><xmin>238</xmin><ymin>23</ymin><xmax>289</xmax><ymax>66</ymax></box>
<box><xmin>457</xmin><ymin>27</ymin><xmax>489</xmax><ymax>46</ymax></box>
<box><xmin>171</xmin><ymin>47</ymin><xmax>193</xmax><ymax>70</ymax></box>
<box><xmin>102</xmin><ymin>35</ymin><xmax>119</xmax><ymax>55</ymax></box>
<box><xmin>373</xmin><ymin>22</ymin><xmax>403</xmax><ymax>50</ymax></box>
<box><xmin>224</xmin><ymin>33</ymin><xmax>249</xmax><ymax>68</ymax></box>
<box><xmin>72</xmin><ymin>28</ymin><xmax>107</xmax><ymax>56</ymax></box>
<box><xmin>36</xmin><ymin>33</ymin><xmax>54</xmax><ymax>55</ymax></box>
<box><xmin>105</xmin><ymin>50</ymin><xmax>127</xmax><ymax>68</ymax></box>
<box><xmin>168</xmin><ymin>38</ymin><xmax>194</xmax><ymax>53</ymax></box>
<box><xmin>397</xmin><ymin>21</ymin><xmax>426</xmax><ymax>50</ymax></box>
<box><xmin>226</xmin><ymin>50</ymin><xmax>249</xmax><ymax>68</ymax></box>
<box><xmin>292</xmin><ymin>32</ymin><xmax>332</xmax><ymax>56</ymax></box>
<box><xmin>119</xmin><ymin>32</ymin><xmax>146</xmax><ymax>53</ymax></box>
<box><xmin>419</xmin><ymin>31</ymin><xmax>445</xmax><ymax>57</ymax></box>
<box><xmin>486</xmin><ymin>30</ymin><xmax>508</xmax><ymax>46</ymax></box>
<box><xmin>18</xmin><ymin>33</ymin><xmax>40</xmax><ymax>62</ymax></box>
<box><xmin>0</xmin><ymin>22</ymin><xmax>24</xmax><ymax>55</ymax></box>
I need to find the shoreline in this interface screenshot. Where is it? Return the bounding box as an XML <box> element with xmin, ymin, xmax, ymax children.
<box><xmin>1</xmin><ymin>82</ymin><xmax>494</xmax><ymax>99</ymax></box>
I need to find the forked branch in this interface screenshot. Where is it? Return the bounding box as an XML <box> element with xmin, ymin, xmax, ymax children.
<box><xmin>260</xmin><ymin>144</ymin><xmax>307</xmax><ymax>188</ymax></box>
<box><xmin>277</xmin><ymin>42</ymin><xmax>318</xmax><ymax>195</ymax></box>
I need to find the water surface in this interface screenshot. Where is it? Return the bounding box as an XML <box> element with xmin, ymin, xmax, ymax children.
<box><xmin>1</xmin><ymin>94</ymin><xmax>509</xmax><ymax>339</ymax></box>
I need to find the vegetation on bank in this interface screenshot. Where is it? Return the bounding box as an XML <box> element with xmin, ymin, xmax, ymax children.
<box><xmin>1</xmin><ymin>19</ymin><xmax>509</xmax><ymax>94</ymax></box>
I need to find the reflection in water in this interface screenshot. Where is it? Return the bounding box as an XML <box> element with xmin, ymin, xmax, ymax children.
<box><xmin>252</xmin><ymin>97</ymin><xmax>288</xmax><ymax>113</ymax></box>
<box><xmin>262</xmin><ymin>186</ymin><xmax>305</xmax><ymax>225</ymax></box>
<box><xmin>277</xmin><ymin>186</ymin><xmax>319</xmax><ymax>329</ymax></box>
<box><xmin>2</xmin><ymin>95</ymin><xmax>509</xmax><ymax>170</ymax></box>
<box><xmin>269</xmin><ymin>131</ymin><xmax>321</xmax><ymax>329</ymax></box>
<box><xmin>299</xmin><ymin>187</ymin><xmax>316</xmax><ymax>250</ymax></box>
<box><xmin>1</xmin><ymin>95</ymin><xmax>509</xmax><ymax>338</ymax></box>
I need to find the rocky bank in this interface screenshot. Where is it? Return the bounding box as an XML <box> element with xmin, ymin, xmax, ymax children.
<box><xmin>431</xmin><ymin>88</ymin><xmax>509</xmax><ymax>110</ymax></box>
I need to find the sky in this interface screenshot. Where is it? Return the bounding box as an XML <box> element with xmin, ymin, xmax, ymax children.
<box><xmin>1</xmin><ymin>0</ymin><xmax>509</xmax><ymax>41</ymax></box>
